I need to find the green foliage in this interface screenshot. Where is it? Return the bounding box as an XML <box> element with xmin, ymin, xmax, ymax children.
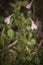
<box><xmin>0</xmin><ymin>0</ymin><xmax>43</xmax><ymax>65</ymax></box>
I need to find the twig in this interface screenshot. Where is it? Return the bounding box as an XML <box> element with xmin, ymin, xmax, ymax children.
<box><xmin>9</xmin><ymin>46</ymin><xmax>20</xmax><ymax>53</ymax></box>
<box><xmin>1</xmin><ymin>27</ymin><xmax>5</xmax><ymax>36</ymax></box>
<box><xmin>8</xmin><ymin>40</ymin><xmax>18</xmax><ymax>48</ymax></box>
<box><xmin>9</xmin><ymin>49</ymin><xmax>15</xmax><ymax>53</ymax></box>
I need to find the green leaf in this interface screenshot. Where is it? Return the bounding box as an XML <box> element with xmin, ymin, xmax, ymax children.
<box><xmin>13</xmin><ymin>60</ymin><xmax>19</xmax><ymax>65</ymax></box>
<box><xmin>35</xmin><ymin>57</ymin><xmax>40</xmax><ymax>64</ymax></box>
<box><xmin>7</xmin><ymin>29</ymin><xmax>14</xmax><ymax>40</ymax></box>
<box><xmin>31</xmin><ymin>39</ymin><xmax>36</xmax><ymax>45</ymax></box>
<box><xmin>26</xmin><ymin>26</ymin><xmax>31</xmax><ymax>31</ymax></box>
<box><xmin>26</xmin><ymin>54</ymin><xmax>33</xmax><ymax>61</ymax></box>
<box><xmin>0</xmin><ymin>34</ymin><xmax>6</xmax><ymax>45</ymax></box>
<box><xmin>29</xmin><ymin>32</ymin><xmax>33</xmax><ymax>38</ymax></box>
<box><xmin>12</xmin><ymin>52</ymin><xmax>18</xmax><ymax>58</ymax></box>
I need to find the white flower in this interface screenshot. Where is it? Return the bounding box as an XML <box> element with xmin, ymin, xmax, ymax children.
<box><xmin>4</xmin><ymin>16</ymin><xmax>10</xmax><ymax>24</ymax></box>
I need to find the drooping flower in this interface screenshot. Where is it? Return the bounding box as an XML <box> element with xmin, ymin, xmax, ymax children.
<box><xmin>4</xmin><ymin>16</ymin><xmax>10</xmax><ymax>24</ymax></box>
<box><xmin>26</xmin><ymin>1</ymin><xmax>32</xmax><ymax>9</ymax></box>
<box><xmin>31</xmin><ymin>19</ymin><xmax>37</xmax><ymax>30</ymax></box>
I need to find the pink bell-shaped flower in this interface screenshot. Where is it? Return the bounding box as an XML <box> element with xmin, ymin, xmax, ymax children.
<box><xmin>26</xmin><ymin>1</ymin><xmax>32</xmax><ymax>9</ymax></box>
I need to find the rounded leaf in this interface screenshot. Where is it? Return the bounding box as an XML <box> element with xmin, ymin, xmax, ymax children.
<box><xmin>7</xmin><ymin>29</ymin><xmax>14</xmax><ymax>40</ymax></box>
<box><xmin>31</xmin><ymin>39</ymin><xmax>36</xmax><ymax>45</ymax></box>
